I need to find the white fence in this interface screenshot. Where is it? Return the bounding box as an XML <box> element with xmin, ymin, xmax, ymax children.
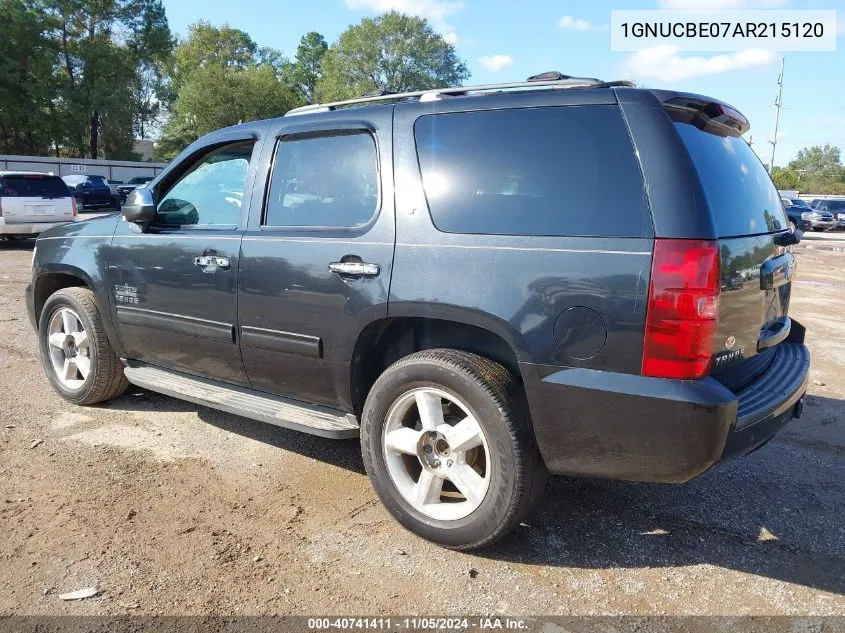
<box><xmin>0</xmin><ymin>154</ymin><xmax>168</xmax><ymax>183</ymax></box>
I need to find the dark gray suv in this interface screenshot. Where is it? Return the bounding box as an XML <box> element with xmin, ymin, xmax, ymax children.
<box><xmin>26</xmin><ymin>74</ymin><xmax>810</xmax><ymax>549</ymax></box>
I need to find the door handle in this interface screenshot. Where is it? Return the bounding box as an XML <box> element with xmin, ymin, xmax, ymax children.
<box><xmin>328</xmin><ymin>261</ymin><xmax>380</xmax><ymax>278</ymax></box>
<box><xmin>193</xmin><ymin>255</ymin><xmax>230</xmax><ymax>272</ymax></box>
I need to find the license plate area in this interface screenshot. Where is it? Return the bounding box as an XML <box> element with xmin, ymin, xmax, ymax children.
<box><xmin>25</xmin><ymin>204</ymin><xmax>54</xmax><ymax>216</ymax></box>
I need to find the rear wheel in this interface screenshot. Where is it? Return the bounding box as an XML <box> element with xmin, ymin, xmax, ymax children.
<box><xmin>361</xmin><ymin>349</ymin><xmax>547</xmax><ymax>550</ymax></box>
<box><xmin>38</xmin><ymin>287</ymin><xmax>128</xmax><ymax>405</ymax></box>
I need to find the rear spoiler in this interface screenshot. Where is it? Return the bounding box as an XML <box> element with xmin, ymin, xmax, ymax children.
<box><xmin>650</xmin><ymin>90</ymin><xmax>750</xmax><ymax>137</ymax></box>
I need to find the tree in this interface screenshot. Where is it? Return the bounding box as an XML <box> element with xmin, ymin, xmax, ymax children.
<box><xmin>789</xmin><ymin>144</ymin><xmax>842</xmax><ymax>178</ymax></box>
<box><xmin>284</xmin><ymin>32</ymin><xmax>327</xmax><ymax>104</ymax></box>
<box><xmin>0</xmin><ymin>1</ymin><xmax>59</xmax><ymax>155</ymax></box>
<box><xmin>317</xmin><ymin>11</ymin><xmax>469</xmax><ymax>102</ymax></box>
<box><xmin>786</xmin><ymin>144</ymin><xmax>845</xmax><ymax>194</ymax></box>
<box><xmin>167</xmin><ymin>21</ymin><xmax>259</xmax><ymax>95</ymax></box>
<box><xmin>156</xmin><ymin>23</ymin><xmax>300</xmax><ymax>160</ymax></box>
<box><xmin>39</xmin><ymin>0</ymin><xmax>174</xmax><ymax>159</ymax></box>
<box><xmin>771</xmin><ymin>166</ymin><xmax>799</xmax><ymax>191</ymax></box>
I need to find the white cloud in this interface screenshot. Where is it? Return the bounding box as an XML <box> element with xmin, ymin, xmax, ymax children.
<box><xmin>659</xmin><ymin>0</ymin><xmax>789</xmax><ymax>8</ymax></box>
<box><xmin>479</xmin><ymin>54</ymin><xmax>513</xmax><ymax>72</ymax></box>
<box><xmin>558</xmin><ymin>16</ymin><xmax>592</xmax><ymax>31</ymax></box>
<box><xmin>624</xmin><ymin>45</ymin><xmax>776</xmax><ymax>81</ymax></box>
<box><xmin>344</xmin><ymin>0</ymin><xmax>464</xmax><ymax>31</ymax></box>
<box><xmin>443</xmin><ymin>31</ymin><xmax>459</xmax><ymax>45</ymax></box>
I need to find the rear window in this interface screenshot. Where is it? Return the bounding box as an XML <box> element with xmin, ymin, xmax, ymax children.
<box><xmin>414</xmin><ymin>106</ymin><xmax>650</xmax><ymax>237</ymax></box>
<box><xmin>1</xmin><ymin>175</ymin><xmax>70</xmax><ymax>198</ymax></box>
<box><xmin>673</xmin><ymin>122</ymin><xmax>787</xmax><ymax>237</ymax></box>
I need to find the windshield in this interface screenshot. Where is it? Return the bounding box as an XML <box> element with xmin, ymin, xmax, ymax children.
<box><xmin>790</xmin><ymin>199</ymin><xmax>812</xmax><ymax>209</ymax></box>
<box><xmin>674</xmin><ymin>122</ymin><xmax>787</xmax><ymax>237</ymax></box>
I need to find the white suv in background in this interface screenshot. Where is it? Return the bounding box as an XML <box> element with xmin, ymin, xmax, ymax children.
<box><xmin>0</xmin><ymin>172</ymin><xmax>78</xmax><ymax>240</ymax></box>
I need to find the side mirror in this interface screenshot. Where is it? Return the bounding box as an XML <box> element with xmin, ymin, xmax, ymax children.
<box><xmin>122</xmin><ymin>187</ymin><xmax>156</xmax><ymax>223</ymax></box>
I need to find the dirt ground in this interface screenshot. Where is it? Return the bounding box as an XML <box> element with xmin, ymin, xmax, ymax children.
<box><xmin>0</xmin><ymin>230</ymin><xmax>843</xmax><ymax>616</ymax></box>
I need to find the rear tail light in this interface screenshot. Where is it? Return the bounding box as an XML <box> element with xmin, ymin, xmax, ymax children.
<box><xmin>71</xmin><ymin>197</ymin><xmax>78</xmax><ymax>217</ymax></box>
<box><xmin>642</xmin><ymin>239</ymin><xmax>721</xmax><ymax>380</ymax></box>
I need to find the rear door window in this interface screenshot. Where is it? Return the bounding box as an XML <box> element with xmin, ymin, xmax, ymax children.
<box><xmin>673</xmin><ymin>122</ymin><xmax>787</xmax><ymax>237</ymax></box>
<box><xmin>413</xmin><ymin>105</ymin><xmax>650</xmax><ymax>237</ymax></box>
<box><xmin>264</xmin><ymin>131</ymin><xmax>379</xmax><ymax>229</ymax></box>
<box><xmin>1</xmin><ymin>175</ymin><xmax>70</xmax><ymax>198</ymax></box>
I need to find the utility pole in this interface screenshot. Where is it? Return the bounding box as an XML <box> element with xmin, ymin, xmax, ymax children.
<box><xmin>768</xmin><ymin>57</ymin><xmax>784</xmax><ymax>173</ymax></box>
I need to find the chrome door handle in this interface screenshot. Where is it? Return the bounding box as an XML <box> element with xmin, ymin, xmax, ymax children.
<box><xmin>328</xmin><ymin>261</ymin><xmax>380</xmax><ymax>278</ymax></box>
<box><xmin>193</xmin><ymin>255</ymin><xmax>230</xmax><ymax>272</ymax></box>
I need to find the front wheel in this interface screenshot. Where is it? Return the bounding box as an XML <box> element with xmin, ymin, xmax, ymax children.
<box><xmin>38</xmin><ymin>287</ymin><xmax>129</xmax><ymax>405</ymax></box>
<box><xmin>360</xmin><ymin>349</ymin><xmax>547</xmax><ymax>550</ymax></box>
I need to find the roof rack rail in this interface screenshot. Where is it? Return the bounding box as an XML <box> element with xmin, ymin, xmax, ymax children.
<box><xmin>284</xmin><ymin>75</ymin><xmax>634</xmax><ymax>117</ymax></box>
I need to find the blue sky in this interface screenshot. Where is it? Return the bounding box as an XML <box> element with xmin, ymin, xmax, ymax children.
<box><xmin>160</xmin><ymin>0</ymin><xmax>843</xmax><ymax>167</ymax></box>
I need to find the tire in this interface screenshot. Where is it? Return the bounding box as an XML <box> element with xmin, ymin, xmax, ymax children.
<box><xmin>38</xmin><ymin>287</ymin><xmax>129</xmax><ymax>405</ymax></box>
<box><xmin>360</xmin><ymin>349</ymin><xmax>548</xmax><ymax>550</ymax></box>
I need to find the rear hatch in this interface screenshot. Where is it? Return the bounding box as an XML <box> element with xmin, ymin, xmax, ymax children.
<box><xmin>0</xmin><ymin>174</ymin><xmax>74</xmax><ymax>224</ymax></box>
<box><xmin>671</xmin><ymin>114</ymin><xmax>795</xmax><ymax>389</ymax></box>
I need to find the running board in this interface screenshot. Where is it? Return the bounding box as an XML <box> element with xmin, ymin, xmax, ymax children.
<box><xmin>123</xmin><ymin>364</ymin><xmax>360</xmax><ymax>439</ymax></box>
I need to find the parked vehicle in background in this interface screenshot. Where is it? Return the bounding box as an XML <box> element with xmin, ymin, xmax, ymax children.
<box><xmin>117</xmin><ymin>176</ymin><xmax>154</xmax><ymax>203</ymax></box>
<box><xmin>62</xmin><ymin>174</ymin><xmax>119</xmax><ymax>211</ymax></box>
<box><xmin>27</xmin><ymin>75</ymin><xmax>810</xmax><ymax>550</ymax></box>
<box><xmin>782</xmin><ymin>200</ymin><xmax>814</xmax><ymax>232</ymax></box>
<box><xmin>789</xmin><ymin>198</ymin><xmax>813</xmax><ymax>210</ymax></box>
<box><xmin>0</xmin><ymin>172</ymin><xmax>78</xmax><ymax>240</ymax></box>
<box><xmin>810</xmin><ymin>199</ymin><xmax>845</xmax><ymax>230</ymax></box>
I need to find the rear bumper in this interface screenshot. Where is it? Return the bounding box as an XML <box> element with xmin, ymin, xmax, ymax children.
<box><xmin>0</xmin><ymin>219</ymin><xmax>76</xmax><ymax>235</ymax></box>
<box><xmin>74</xmin><ymin>194</ymin><xmax>115</xmax><ymax>208</ymax></box>
<box><xmin>524</xmin><ymin>322</ymin><xmax>809</xmax><ymax>483</ymax></box>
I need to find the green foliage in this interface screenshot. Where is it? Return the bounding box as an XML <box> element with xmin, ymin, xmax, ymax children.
<box><xmin>771</xmin><ymin>166</ymin><xmax>800</xmax><ymax>191</ymax></box>
<box><xmin>785</xmin><ymin>144</ymin><xmax>845</xmax><ymax>194</ymax></box>
<box><xmin>0</xmin><ymin>0</ymin><xmax>174</xmax><ymax>159</ymax></box>
<box><xmin>317</xmin><ymin>11</ymin><xmax>469</xmax><ymax>102</ymax></box>
<box><xmin>168</xmin><ymin>21</ymin><xmax>259</xmax><ymax>94</ymax></box>
<box><xmin>0</xmin><ymin>1</ymin><xmax>60</xmax><ymax>154</ymax></box>
<box><xmin>284</xmin><ymin>31</ymin><xmax>328</xmax><ymax>104</ymax></box>
<box><xmin>155</xmin><ymin>23</ymin><xmax>300</xmax><ymax>160</ymax></box>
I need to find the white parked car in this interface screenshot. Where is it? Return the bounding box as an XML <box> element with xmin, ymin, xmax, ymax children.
<box><xmin>0</xmin><ymin>171</ymin><xmax>78</xmax><ymax>239</ymax></box>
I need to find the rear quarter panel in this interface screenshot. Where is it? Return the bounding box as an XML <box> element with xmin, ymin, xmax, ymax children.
<box><xmin>390</xmin><ymin>96</ymin><xmax>653</xmax><ymax>377</ymax></box>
